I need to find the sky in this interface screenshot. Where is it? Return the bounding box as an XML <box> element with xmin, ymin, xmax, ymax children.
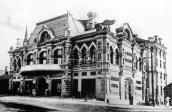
<box><xmin>0</xmin><ymin>0</ymin><xmax>172</xmax><ymax>83</ymax></box>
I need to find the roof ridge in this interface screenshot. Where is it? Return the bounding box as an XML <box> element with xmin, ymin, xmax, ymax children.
<box><xmin>36</xmin><ymin>14</ymin><xmax>67</xmax><ymax>25</ymax></box>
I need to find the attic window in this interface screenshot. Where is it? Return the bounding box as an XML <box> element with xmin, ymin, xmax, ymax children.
<box><xmin>40</xmin><ymin>31</ymin><xmax>50</xmax><ymax>43</ymax></box>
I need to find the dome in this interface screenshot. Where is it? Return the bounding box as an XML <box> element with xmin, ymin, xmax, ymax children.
<box><xmin>87</xmin><ymin>11</ymin><xmax>97</xmax><ymax>20</ymax></box>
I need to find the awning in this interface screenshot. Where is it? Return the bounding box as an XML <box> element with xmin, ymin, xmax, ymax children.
<box><xmin>0</xmin><ymin>75</ymin><xmax>9</xmax><ymax>80</ymax></box>
<box><xmin>20</xmin><ymin>64</ymin><xmax>64</xmax><ymax>76</ymax></box>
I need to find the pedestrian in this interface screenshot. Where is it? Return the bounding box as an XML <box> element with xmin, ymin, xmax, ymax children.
<box><xmin>32</xmin><ymin>89</ymin><xmax>36</xmax><ymax>97</ymax></box>
<box><xmin>166</xmin><ymin>97</ymin><xmax>170</xmax><ymax>107</ymax></box>
<box><xmin>17</xmin><ymin>87</ymin><xmax>20</xmax><ymax>95</ymax></box>
<box><xmin>45</xmin><ymin>89</ymin><xmax>49</xmax><ymax>97</ymax></box>
<box><xmin>85</xmin><ymin>94</ymin><xmax>88</xmax><ymax>102</ymax></box>
<box><xmin>20</xmin><ymin>87</ymin><xmax>23</xmax><ymax>96</ymax></box>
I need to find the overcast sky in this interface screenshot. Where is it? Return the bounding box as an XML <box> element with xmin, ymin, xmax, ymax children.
<box><xmin>0</xmin><ymin>0</ymin><xmax>172</xmax><ymax>83</ymax></box>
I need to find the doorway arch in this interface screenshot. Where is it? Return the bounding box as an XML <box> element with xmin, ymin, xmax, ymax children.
<box><xmin>124</xmin><ymin>77</ymin><xmax>134</xmax><ymax>105</ymax></box>
<box><xmin>36</xmin><ymin>77</ymin><xmax>47</xmax><ymax>96</ymax></box>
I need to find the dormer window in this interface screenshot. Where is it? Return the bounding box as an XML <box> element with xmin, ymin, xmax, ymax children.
<box><xmin>124</xmin><ymin>29</ymin><xmax>130</xmax><ymax>40</ymax></box>
<box><xmin>40</xmin><ymin>31</ymin><xmax>50</xmax><ymax>43</ymax></box>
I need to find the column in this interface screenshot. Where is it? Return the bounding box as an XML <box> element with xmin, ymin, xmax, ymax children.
<box><xmin>48</xmin><ymin>79</ymin><xmax>52</xmax><ymax>96</ymax></box>
<box><xmin>78</xmin><ymin>73</ymin><xmax>81</xmax><ymax>97</ymax></box>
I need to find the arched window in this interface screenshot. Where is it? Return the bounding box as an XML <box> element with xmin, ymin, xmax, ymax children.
<box><xmin>40</xmin><ymin>31</ymin><xmax>50</xmax><ymax>43</ymax></box>
<box><xmin>81</xmin><ymin>47</ymin><xmax>87</xmax><ymax>64</ymax></box>
<box><xmin>27</xmin><ymin>54</ymin><xmax>33</xmax><ymax>65</ymax></box>
<box><xmin>139</xmin><ymin>58</ymin><xmax>142</xmax><ymax>71</ymax></box>
<box><xmin>90</xmin><ymin>46</ymin><xmax>96</xmax><ymax>63</ymax></box>
<box><xmin>17</xmin><ymin>57</ymin><xmax>21</xmax><ymax>68</ymax></box>
<box><xmin>13</xmin><ymin>58</ymin><xmax>17</xmax><ymax>71</ymax></box>
<box><xmin>73</xmin><ymin>49</ymin><xmax>79</xmax><ymax>65</ymax></box>
<box><xmin>150</xmin><ymin>46</ymin><xmax>154</xmax><ymax>52</ymax></box>
<box><xmin>115</xmin><ymin>49</ymin><xmax>119</xmax><ymax>65</ymax></box>
<box><xmin>110</xmin><ymin>47</ymin><xmax>114</xmax><ymax>64</ymax></box>
<box><xmin>39</xmin><ymin>51</ymin><xmax>47</xmax><ymax>64</ymax></box>
<box><xmin>54</xmin><ymin>49</ymin><xmax>62</xmax><ymax>64</ymax></box>
<box><xmin>136</xmin><ymin>57</ymin><xmax>138</xmax><ymax>70</ymax></box>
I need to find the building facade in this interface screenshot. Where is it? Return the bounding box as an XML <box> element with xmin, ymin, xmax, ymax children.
<box><xmin>8</xmin><ymin>12</ymin><xmax>167</xmax><ymax>105</ymax></box>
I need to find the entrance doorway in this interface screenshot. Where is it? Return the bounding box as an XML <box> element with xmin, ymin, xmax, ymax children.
<box><xmin>36</xmin><ymin>77</ymin><xmax>47</xmax><ymax>96</ymax></box>
<box><xmin>51</xmin><ymin>79</ymin><xmax>61</xmax><ymax>96</ymax></box>
<box><xmin>81</xmin><ymin>79</ymin><xmax>95</xmax><ymax>98</ymax></box>
<box><xmin>25</xmin><ymin>81</ymin><xmax>33</xmax><ymax>95</ymax></box>
<box><xmin>13</xmin><ymin>82</ymin><xmax>20</xmax><ymax>95</ymax></box>
<box><xmin>73</xmin><ymin>79</ymin><xmax>78</xmax><ymax>97</ymax></box>
<box><xmin>0</xmin><ymin>78</ymin><xmax>9</xmax><ymax>94</ymax></box>
<box><xmin>125</xmin><ymin>78</ymin><xmax>133</xmax><ymax>105</ymax></box>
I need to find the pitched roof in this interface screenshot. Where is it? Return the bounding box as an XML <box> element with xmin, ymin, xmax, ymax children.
<box><xmin>135</xmin><ymin>37</ymin><xmax>148</xmax><ymax>44</ymax></box>
<box><xmin>28</xmin><ymin>14</ymin><xmax>68</xmax><ymax>45</ymax></box>
<box><xmin>28</xmin><ymin>13</ymin><xmax>85</xmax><ymax>45</ymax></box>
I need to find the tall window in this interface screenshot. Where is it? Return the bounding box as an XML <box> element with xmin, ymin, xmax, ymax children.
<box><xmin>27</xmin><ymin>54</ymin><xmax>33</xmax><ymax>65</ymax></box>
<box><xmin>110</xmin><ymin>47</ymin><xmax>114</xmax><ymax>64</ymax></box>
<box><xmin>54</xmin><ymin>49</ymin><xmax>62</xmax><ymax>64</ymax></box>
<box><xmin>17</xmin><ymin>57</ymin><xmax>21</xmax><ymax>68</ymax></box>
<box><xmin>90</xmin><ymin>46</ymin><xmax>96</xmax><ymax>63</ymax></box>
<box><xmin>150</xmin><ymin>46</ymin><xmax>154</xmax><ymax>52</ymax></box>
<box><xmin>13</xmin><ymin>59</ymin><xmax>17</xmax><ymax>71</ymax></box>
<box><xmin>115</xmin><ymin>49</ymin><xmax>119</xmax><ymax>65</ymax></box>
<box><xmin>98</xmin><ymin>54</ymin><xmax>101</xmax><ymax>61</ymax></box>
<box><xmin>139</xmin><ymin>59</ymin><xmax>142</xmax><ymax>71</ymax></box>
<box><xmin>73</xmin><ymin>49</ymin><xmax>79</xmax><ymax>65</ymax></box>
<box><xmin>39</xmin><ymin>51</ymin><xmax>47</xmax><ymax>64</ymax></box>
<box><xmin>136</xmin><ymin>57</ymin><xmax>138</xmax><ymax>70</ymax></box>
<box><xmin>81</xmin><ymin>47</ymin><xmax>87</xmax><ymax>64</ymax></box>
<box><xmin>98</xmin><ymin>42</ymin><xmax>101</xmax><ymax>49</ymax></box>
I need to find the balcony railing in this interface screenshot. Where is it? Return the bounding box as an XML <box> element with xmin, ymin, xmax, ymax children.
<box><xmin>20</xmin><ymin>64</ymin><xmax>64</xmax><ymax>75</ymax></box>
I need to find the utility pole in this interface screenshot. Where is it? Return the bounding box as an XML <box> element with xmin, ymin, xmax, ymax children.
<box><xmin>151</xmin><ymin>46</ymin><xmax>155</xmax><ymax>106</ymax></box>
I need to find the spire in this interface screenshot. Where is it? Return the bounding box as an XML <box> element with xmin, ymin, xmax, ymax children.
<box><xmin>24</xmin><ymin>25</ymin><xmax>28</xmax><ymax>41</ymax></box>
<box><xmin>67</xmin><ymin>11</ymin><xmax>70</xmax><ymax>28</ymax></box>
<box><xmin>23</xmin><ymin>25</ymin><xmax>28</xmax><ymax>46</ymax></box>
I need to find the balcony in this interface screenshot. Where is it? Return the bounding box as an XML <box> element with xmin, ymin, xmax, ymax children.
<box><xmin>20</xmin><ymin>64</ymin><xmax>64</xmax><ymax>76</ymax></box>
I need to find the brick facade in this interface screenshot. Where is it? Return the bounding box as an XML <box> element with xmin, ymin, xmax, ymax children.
<box><xmin>8</xmin><ymin>12</ymin><xmax>167</xmax><ymax>105</ymax></box>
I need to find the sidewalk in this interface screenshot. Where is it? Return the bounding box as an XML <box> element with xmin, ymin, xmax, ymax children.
<box><xmin>0</xmin><ymin>96</ymin><xmax>107</xmax><ymax>111</ymax></box>
<box><xmin>0</xmin><ymin>96</ymin><xmax>171</xmax><ymax>111</ymax></box>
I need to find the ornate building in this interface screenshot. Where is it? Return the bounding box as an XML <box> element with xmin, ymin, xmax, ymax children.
<box><xmin>8</xmin><ymin>12</ymin><xmax>167</xmax><ymax>105</ymax></box>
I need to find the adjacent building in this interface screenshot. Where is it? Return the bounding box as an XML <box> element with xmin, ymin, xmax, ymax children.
<box><xmin>164</xmin><ymin>83</ymin><xmax>172</xmax><ymax>106</ymax></box>
<box><xmin>8</xmin><ymin>12</ymin><xmax>167</xmax><ymax>105</ymax></box>
<box><xmin>0</xmin><ymin>69</ymin><xmax>9</xmax><ymax>94</ymax></box>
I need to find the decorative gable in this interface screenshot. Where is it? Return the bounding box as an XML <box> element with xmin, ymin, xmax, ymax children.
<box><xmin>116</xmin><ymin>23</ymin><xmax>135</xmax><ymax>43</ymax></box>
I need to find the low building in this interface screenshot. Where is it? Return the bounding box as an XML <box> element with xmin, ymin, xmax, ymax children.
<box><xmin>0</xmin><ymin>70</ymin><xmax>9</xmax><ymax>94</ymax></box>
<box><xmin>8</xmin><ymin>12</ymin><xmax>167</xmax><ymax>105</ymax></box>
<box><xmin>164</xmin><ymin>83</ymin><xmax>172</xmax><ymax>106</ymax></box>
